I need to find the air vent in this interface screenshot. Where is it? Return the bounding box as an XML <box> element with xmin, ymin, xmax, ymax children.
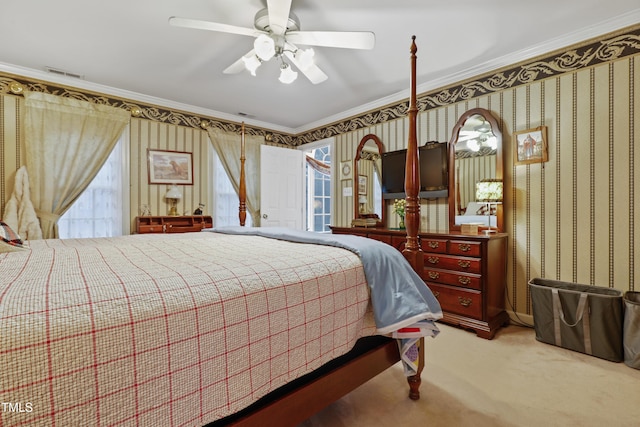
<box><xmin>45</xmin><ymin>66</ymin><xmax>84</xmax><ymax>79</ymax></box>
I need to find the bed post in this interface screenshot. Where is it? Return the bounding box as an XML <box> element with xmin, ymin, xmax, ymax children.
<box><xmin>239</xmin><ymin>122</ymin><xmax>247</xmax><ymax>226</ymax></box>
<box><xmin>403</xmin><ymin>35</ymin><xmax>425</xmax><ymax>401</ymax></box>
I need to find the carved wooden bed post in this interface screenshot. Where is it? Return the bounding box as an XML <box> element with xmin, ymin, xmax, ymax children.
<box><xmin>403</xmin><ymin>35</ymin><xmax>426</xmax><ymax>400</ymax></box>
<box><xmin>239</xmin><ymin>122</ymin><xmax>247</xmax><ymax>226</ymax></box>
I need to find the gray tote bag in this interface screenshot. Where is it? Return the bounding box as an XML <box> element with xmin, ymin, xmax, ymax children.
<box><xmin>529</xmin><ymin>278</ymin><xmax>624</xmax><ymax>362</ymax></box>
<box><xmin>623</xmin><ymin>291</ymin><xmax>640</xmax><ymax>369</ymax></box>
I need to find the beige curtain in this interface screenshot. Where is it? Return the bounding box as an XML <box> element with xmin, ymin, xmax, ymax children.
<box><xmin>23</xmin><ymin>91</ymin><xmax>129</xmax><ymax>238</ymax></box>
<box><xmin>207</xmin><ymin>128</ymin><xmax>262</xmax><ymax>226</ymax></box>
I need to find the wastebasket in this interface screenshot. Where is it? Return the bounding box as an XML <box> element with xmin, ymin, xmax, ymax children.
<box><xmin>623</xmin><ymin>291</ymin><xmax>640</xmax><ymax>369</ymax></box>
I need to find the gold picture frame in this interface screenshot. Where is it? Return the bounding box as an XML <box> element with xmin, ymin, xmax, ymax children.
<box><xmin>358</xmin><ymin>175</ymin><xmax>367</xmax><ymax>195</ymax></box>
<box><xmin>340</xmin><ymin>160</ymin><xmax>352</xmax><ymax>180</ymax></box>
<box><xmin>514</xmin><ymin>126</ymin><xmax>548</xmax><ymax>166</ymax></box>
<box><xmin>148</xmin><ymin>149</ymin><xmax>193</xmax><ymax>185</ymax></box>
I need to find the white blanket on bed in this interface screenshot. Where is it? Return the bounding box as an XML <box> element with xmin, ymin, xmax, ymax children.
<box><xmin>0</xmin><ymin>232</ymin><xmax>378</xmax><ymax>426</ymax></box>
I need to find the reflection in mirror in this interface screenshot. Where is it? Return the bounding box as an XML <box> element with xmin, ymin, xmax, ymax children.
<box><xmin>353</xmin><ymin>134</ymin><xmax>384</xmax><ymax>228</ymax></box>
<box><xmin>448</xmin><ymin>108</ymin><xmax>503</xmax><ymax>232</ymax></box>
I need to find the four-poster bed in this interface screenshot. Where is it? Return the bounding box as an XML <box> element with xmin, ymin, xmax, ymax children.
<box><xmin>219</xmin><ymin>36</ymin><xmax>429</xmax><ymax>426</ymax></box>
<box><xmin>0</xmin><ymin>38</ymin><xmax>432</xmax><ymax>427</ymax></box>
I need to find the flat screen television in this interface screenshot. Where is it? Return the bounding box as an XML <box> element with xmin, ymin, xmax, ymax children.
<box><xmin>381</xmin><ymin>142</ymin><xmax>449</xmax><ymax>200</ymax></box>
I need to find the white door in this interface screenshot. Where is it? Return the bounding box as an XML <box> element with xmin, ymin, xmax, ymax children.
<box><xmin>260</xmin><ymin>145</ymin><xmax>304</xmax><ymax>228</ymax></box>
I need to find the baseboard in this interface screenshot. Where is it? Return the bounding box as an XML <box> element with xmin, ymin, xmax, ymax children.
<box><xmin>507</xmin><ymin>310</ymin><xmax>534</xmax><ymax>328</ymax></box>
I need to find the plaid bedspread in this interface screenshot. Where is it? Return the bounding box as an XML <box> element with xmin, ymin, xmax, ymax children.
<box><xmin>0</xmin><ymin>232</ymin><xmax>377</xmax><ymax>426</ymax></box>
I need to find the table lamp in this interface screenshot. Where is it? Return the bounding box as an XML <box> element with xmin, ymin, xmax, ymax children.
<box><xmin>359</xmin><ymin>195</ymin><xmax>368</xmax><ymax>214</ymax></box>
<box><xmin>475</xmin><ymin>179</ymin><xmax>503</xmax><ymax>233</ymax></box>
<box><xmin>165</xmin><ymin>184</ymin><xmax>182</xmax><ymax>216</ymax></box>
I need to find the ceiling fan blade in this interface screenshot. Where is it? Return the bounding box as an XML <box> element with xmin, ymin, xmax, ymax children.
<box><xmin>286</xmin><ymin>31</ymin><xmax>375</xmax><ymax>50</ymax></box>
<box><xmin>169</xmin><ymin>16</ymin><xmax>260</xmax><ymax>38</ymax></box>
<box><xmin>223</xmin><ymin>50</ymin><xmax>255</xmax><ymax>74</ymax></box>
<box><xmin>267</xmin><ymin>0</ymin><xmax>293</xmax><ymax>35</ymax></box>
<box><xmin>283</xmin><ymin>50</ymin><xmax>328</xmax><ymax>84</ymax></box>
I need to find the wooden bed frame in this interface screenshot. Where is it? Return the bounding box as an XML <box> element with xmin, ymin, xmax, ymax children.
<box><xmin>219</xmin><ymin>36</ymin><xmax>425</xmax><ymax>427</ymax></box>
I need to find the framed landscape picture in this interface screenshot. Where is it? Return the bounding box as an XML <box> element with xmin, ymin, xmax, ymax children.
<box><xmin>147</xmin><ymin>149</ymin><xmax>193</xmax><ymax>185</ymax></box>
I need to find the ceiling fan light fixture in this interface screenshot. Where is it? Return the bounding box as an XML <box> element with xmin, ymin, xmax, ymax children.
<box><xmin>254</xmin><ymin>34</ymin><xmax>276</xmax><ymax>61</ymax></box>
<box><xmin>279</xmin><ymin>63</ymin><xmax>298</xmax><ymax>84</ymax></box>
<box><xmin>294</xmin><ymin>48</ymin><xmax>315</xmax><ymax>71</ymax></box>
<box><xmin>242</xmin><ymin>55</ymin><xmax>261</xmax><ymax>76</ymax></box>
<box><xmin>467</xmin><ymin>139</ymin><xmax>480</xmax><ymax>152</ymax></box>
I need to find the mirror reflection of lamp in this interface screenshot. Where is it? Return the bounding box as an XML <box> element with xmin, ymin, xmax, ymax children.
<box><xmin>358</xmin><ymin>195</ymin><xmax>368</xmax><ymax>214</ymax></box>
<box><xmin>475</xmin><ymin>179</ymin><xmax>503</xmax><ymax>234</ymax></box>
<box><xmin>165</xmin><ymin>184</ymin><xmax>182</xmax><ymax>216</ymax></box>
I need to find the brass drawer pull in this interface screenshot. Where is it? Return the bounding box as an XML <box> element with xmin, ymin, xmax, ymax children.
<box><xmin>427</xmin><ymin>256</ymin><xmax>440</xmax><ymax>264</ymax></box>
<box><xmin>458</xmin><ymin>297</ymin><xmax>472</xmax><ymax>307</ymax></box>
<box><xmin>458</xmin><ymin>260</ymin><xmax>471</xmax><ymax>268</ymax></box>
<box><xmin>458</xmin><ymin>243</ymin><xmax>471</xmax><ymax>252</ymax></box>
<box><xmin>428</xmin><ymin>271</ymin><xmax>440</xmax><ymax>280</ymax></box>
<box><xmin>428</xmin><ymin>241</ymin><xmax>440</xmax><ymax>249</ymax></box>
<box><xmin>458</xmin><ymin>276</ymin><xmax>471</xmax><ymax>285</ymax></box>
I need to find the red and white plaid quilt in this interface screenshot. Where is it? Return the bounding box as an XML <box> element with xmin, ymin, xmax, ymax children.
<box><xmin>0</xmin><ymin>232</ymin><xmax>377</xmax><ymax>426</ymax></box>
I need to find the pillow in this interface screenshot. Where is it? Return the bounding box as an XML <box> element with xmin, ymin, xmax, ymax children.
<box><xmin>475</xmin><ymin>204</ymin><xmax>497</xmax><ymax>216</ymax></box>
<box><xmin>464</xmin><ymin>202</ymin><xmax>484</xmax><ymax>216</ymax></box>
<box><xmin>0</xmin><ymin>220</ymin><xmax>29</xmax><ymax>253</ymax></box>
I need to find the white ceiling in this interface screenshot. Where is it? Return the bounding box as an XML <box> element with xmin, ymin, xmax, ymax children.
<box><xmin>1</xmin><ymin>1</ymin><xmax>639</xmax><ymax>134</ymax></box>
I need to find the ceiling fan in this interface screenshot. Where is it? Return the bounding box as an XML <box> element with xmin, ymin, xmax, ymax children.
<box><xmin>169</xmin><ymin>0</ymin><xmax>375</xmax><ymax>84</ymax></box>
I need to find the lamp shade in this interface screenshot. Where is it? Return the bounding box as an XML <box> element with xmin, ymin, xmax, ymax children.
<box><xmin>165</xmin><ymin>185</ymin><xmax>182</xmax><ymax>200</ymax></box>
<box><xmin>294</xmin><ymin>48</ymin><xmax>315</xmax><ymax>71</ymax></box>
<box><xmin>242</xmin><ymin>55</ymin><xmax>261</xmax><ymax>76</ymax></box>
<box><xmin>475</xmin><ymin>179</ymin><xmax>503</xmax><ymax>202</ymax></box>
<box><xmin>278</xmin><ymin>63</ymin><xmax>298</xmax><ymax>84</ymax></box>
<box><xmin>254</xmin><ymin>34</ymin><xmax>275</xmax><ymax>61</ymax></box>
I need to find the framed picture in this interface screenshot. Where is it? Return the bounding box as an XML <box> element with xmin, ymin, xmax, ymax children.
<box><xmin>148</xmin><ymin>149</ymin><xmax>193</xmax><ymax>185</ymax></box>
<box><xmin>340</xmin><ymin>160</ymin><xmax>353</xmax><ymax>180</ymax></box>
<box><xmin>358</xmin><ymin>175</ymin><xmax>367</xmax><ymax>195</ymax></box>
<box><xmin>514</xmin><ymin>126</ymin><xmax>548</xmax><ymax>166</ymax></box>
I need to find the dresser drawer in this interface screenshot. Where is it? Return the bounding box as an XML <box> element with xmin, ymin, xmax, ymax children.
<box><xmin>423</xmin><ymin>268</ymin><xmax>482</xmax><ymax>290</ymax></box>
<box><xmin>165</xmin><ymin>225</ymin><xmax>202</xmax><ymax>233</ymax></box>
<box><xmin>420</xmin><ymin>238</ymin><xmax>448</xmax><ymax>254</ymax></box>
<box><xmin>427</xmin><ymin>283</ymin><xmax>483</xmax><ymax>320</ymax></box>
<box><xmin>448</xmin><ymin>240</ymin><xmax>482</xmax><ymax>257</ymax></box>
<box><xmin>137</xmin><ymin>224</ymin><xmax>164</xmax><ymax>233</ymax></box>
<box><xmin>423</xmin><ymin>254</ymin><xmax>481</xmax><ymax>274</ymax></box>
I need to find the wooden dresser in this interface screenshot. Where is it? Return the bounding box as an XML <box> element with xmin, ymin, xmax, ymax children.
<box><xmin>330</xmin><ymin>227</ymin><xmax>509</xmax><ymax>339</ymax></box>
<box><xmin>135</xmin><ymin>215</ymin><xmax>213</xmax><ymax>234</ymax></box>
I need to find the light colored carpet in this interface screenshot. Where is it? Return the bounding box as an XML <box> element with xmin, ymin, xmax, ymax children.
<box><xmin>299</xmin><ymin>324</ymin><xmax>640</xmax><ymax>427</ymax></box>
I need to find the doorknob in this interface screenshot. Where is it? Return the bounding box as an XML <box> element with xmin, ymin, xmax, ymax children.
<box><xmin>262</xmin><ymin>214</ymin><xmax>268</xmax><ymax>219</ymax></box>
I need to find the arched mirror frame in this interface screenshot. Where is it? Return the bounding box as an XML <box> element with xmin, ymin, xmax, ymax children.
<box><xmin>448</xmin><ymin>108</ymin><xmax>503</xmax><ymax>232</ymax></box>
<box><xmin>354</xmin><ymin>134</ymin><xmax>384</xmax><ymax>228</ymax></box>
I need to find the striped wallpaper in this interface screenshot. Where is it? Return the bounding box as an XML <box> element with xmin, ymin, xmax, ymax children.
<box><xmin>332</xmin><ymin>53</ymin><xmax>639</xmax><ymax>321</ymax></box>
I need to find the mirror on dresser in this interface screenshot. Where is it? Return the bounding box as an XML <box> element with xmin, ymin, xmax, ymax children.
<box><xmin>448</xmin><ymin>108</ymin><xmax>503</xmax><ymax>232</ymax></box>
<box><xmin>353</xmin><ymin>134</ymin><xmax>384</xmax><ymax>227</ymax></box>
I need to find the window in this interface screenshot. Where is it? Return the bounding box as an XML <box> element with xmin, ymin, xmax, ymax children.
<box><xmin>58</xmin><ymin>130</ymin><xmax>129</xmax><ymax>238</ymax></box>
<box><xmin>303</xmin><ymin>142</ymin><xmax>332</xmax><ymax>232</ymax></box>
<box><xmin>212</xmin><ymin>150</ymin><xmax>252</xmax><ymax>227</ymax></box>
